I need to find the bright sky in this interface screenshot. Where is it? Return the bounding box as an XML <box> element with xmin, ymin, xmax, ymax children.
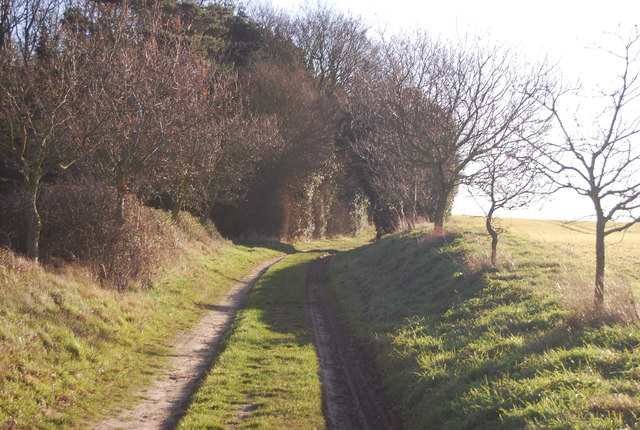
<box><xmin>254</xmin><ymin>0</ymin><xmax>640</xmax><ymax>221</ymax></box>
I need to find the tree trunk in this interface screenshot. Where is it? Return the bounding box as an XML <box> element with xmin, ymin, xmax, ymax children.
<box><xmin>171</xmin><ymin>197</ymin><xmax>183</xmax><ymax>221</ymax></box>
<box><xmin>594</xmin><ymin>218</ymin><xmax>606</xmax><ymax>310</ymax></box>
<box><xmin>116</xmin><ymin>170</ymin><xmax>127</xmax><ymax>223</ymax></box>
<box><xmin>432</xmin><ymin>174</ymin><xmax>451</xmax><ymax>235</ymax></box>
<box><xmin>172</xmin><ymin>176</ymin><xmax>189</xmax><ymax>221</ymax></box>
<box><xmin>433</xmin><ymin>194</ymin><xmax>448</xmax><ymax>235</ymax></box>
<box><xmin>116</xmin><ymin>192</ymin><xmax>126</xmax><ymax>223</ymax></box>
<box><xmin>200</xmin><ymin>202</ymin><xmax>213</xmax><ymax>224</ymax></box>
<box><xmin>485</xmin><ymin>208</ymin><xmax>498</xmax><ymax>266</ymax></box>
<box><xmin>25</xmin><ymin>176</ymin><xmax>42</xmax><ymax>261</ymax></box>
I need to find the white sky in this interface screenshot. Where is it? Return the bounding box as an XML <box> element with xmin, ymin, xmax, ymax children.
<box><xmin>257</xmin><ymin>0</ymin><xmax>640</xmax><ymax>221</ymax></box>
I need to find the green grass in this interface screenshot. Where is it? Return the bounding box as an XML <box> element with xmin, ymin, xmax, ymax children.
<box><xmin>177</xmin><ymin>252</ymin><xmax>325</xmax><ymax>429</ymax></box>
<box><xmin>0</xmin><ymin>218</ymin><xmax>281</xmax><ymax>429</ymax></box>
<box><xmin>324</xmin><ymin>221</ymin><xmax>640</xmax><ymax>429</ymax></box>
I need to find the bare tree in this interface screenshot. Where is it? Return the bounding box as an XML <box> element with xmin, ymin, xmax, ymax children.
<box><xmin>0</xmin><ymin>0</ymin><xmax>18</xmax><ymax>52</ymax></box>
<box><xmin>471</xmin><ymin>142</ymin><xmax>545</xmax><ymax>266</ymax></box>
<box><xmin>0</xmin><ymin>8</ymin><xmax>109</xmax><ymax>260</ymax></box>
<box><xmin>380</xmin><ymin>32</ymin><xmax>551</xmax><ymax>234</ymax></box>
<box><xmin>85</xmin><ymin>5</ymin><xmax>203</xmax><ymax>220</ymax></box>
<box><xmin>291</xmin><ymin>1</ymin><xmax>371</xmax><ymax>91</ymax></box>
<box><xmin>344</xmin><ymin>64</ymin><xmax>437</xmax><ymax>236</ymax></box>
<box><xmin>0</xmin><ymin>0</ymin><xmax>61</xmax><ymax>58</ymax></box>
<box><xmin>197</xmin><ymin>113</ymin><xmax>282</xmax><ymax>223</ymax></box>
<box><xmin>533</xmin><ymin>26</ymin><xmax>640</xmax><ymax>309</ymax></box>
<box><xmin>154</xmin><ymin>66</ymin><xmax>237</xmax><ymax>220</ymax></box>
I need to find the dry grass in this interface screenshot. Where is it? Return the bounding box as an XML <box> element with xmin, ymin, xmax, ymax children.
<box><xmin>482</xmin><ymin>217</ymin><xmax>640</xmax><ymax>289</ymax></box>
<box><xmin>453</xmin><ymin>215</ymin><xmax>640</xmax><ymax>321</ymax></box>
<box><xmin>556</xmin><ymin>268</ymin><xmax>640</xmax><ymax>325</ymax></box>
<box><xmin>0</xmin><ymin>247</ymin><xmax>30</xmax><ymax>274</ymax></box>
<box><xmin>464</xmin><ymin>250</ymin><xmax>515</xmax><ymax>273</ymax></box>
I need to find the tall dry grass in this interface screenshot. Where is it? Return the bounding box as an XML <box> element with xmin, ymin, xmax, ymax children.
<box><xmin>556</xmin><ymin>268</ymin><xmax>640</xmax><ymax>325</ymax></box>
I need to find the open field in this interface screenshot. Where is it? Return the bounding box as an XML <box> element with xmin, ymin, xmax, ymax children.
<box><xmin>453</xmin><ymin>215</ymin><xmax>640</xmax><ymax>296</ymax></box>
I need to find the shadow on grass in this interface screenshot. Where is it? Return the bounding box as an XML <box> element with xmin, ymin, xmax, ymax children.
<box><xmin>175</xmin><ymin>250</ymin><xmax>342</xmax><ymax>427</ymax></box>
<box><xmin>246</xmin><ymin>251</ymin><xmax>336</xmax><ymax>342</ymax></box>
<box><xmin>330</xmin><ymin>231</ymin><xmax>488</xmax><ymax>319</ymax></box>
<box><xmin>195</xmin><ymin>303</ymin><xmax>235</xmax><ymax>312</ymax></box>
<box><xmin>232</xmin><ymin>239</ymin><xmax>299</xmax><ymax>255</ymax></box>
<box><xmin>551</xmin><ymin>220</ymin><xmax>593</xmax><ymax>234</ymax></box>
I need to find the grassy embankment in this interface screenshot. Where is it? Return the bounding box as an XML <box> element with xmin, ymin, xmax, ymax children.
<box><xmin>324</xmin><ymin>216</ymin><xmax>640</xmax><ymax>429</ymax></box>
<box><xmin>178</xmin><ymin>235</ymin><xmax>369</xmax><ymax>429</ymax></box>
<box><xmin>0</xmin><ymin>214</ymin><xmax>282</xmax><ymax>429</ymax></box>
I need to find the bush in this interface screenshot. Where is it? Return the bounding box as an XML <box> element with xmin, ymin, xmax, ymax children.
<box><xmin>38</xmin><ymin>180</ymin><xmax>177</xmax><ymax>290</ymax></box>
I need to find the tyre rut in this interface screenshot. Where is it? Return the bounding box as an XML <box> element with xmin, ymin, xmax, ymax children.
<box><xmin>306</xmin><ymin>255</ymin><xmax>402</xmax><ymax>430</ymax></box>
<box><xmin>96</xmin><ymin>255</ymin><xmax>286</xmax><ymax>430</ymax></box>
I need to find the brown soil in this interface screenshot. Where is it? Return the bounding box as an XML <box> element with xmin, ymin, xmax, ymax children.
<box><xmin>306</xmin><ymin>255</ymin><xmax>402</xmax><ymax>430</ymax></box>
<box><xmin>96</xmin><ymin>256</ymin><xmax>285</xmax><ymax>430</ymax></box>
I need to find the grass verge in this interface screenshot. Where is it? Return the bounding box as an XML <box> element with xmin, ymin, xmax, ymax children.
<box><xmin>0</xmin><ymin>216</ymin><xmax>281</xmax><ymax>429</ymax></box>
<box><xmin>177</xmin><ymin>252</ymin><xmax>325</xmax><ymax>429</ymax></box>
<box><xmin>324</xmin><ymin>223</ymin><xmax>640</xmax><ymax>429</ymax></box>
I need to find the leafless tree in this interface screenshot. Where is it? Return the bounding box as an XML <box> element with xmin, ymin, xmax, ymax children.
<box><xmin>344</xmin><ymin>63</ymin><xmax>436</xmax><ymax>235</ymax></box>
<box><xmin>471</xmin><ymin>142</ymin><xmax>546</xmax><ymax>266</ymax></box>
<box><xmin>197</xmin><ymin>112</ymin><xmax>282</xmax><ymax>223</ymax></box>
<box><xmin>533</xmin><ymin>26</ymin><xmax>640</xmax><ymax>309</ymax></box>
<box><xmin>85</xmin><ymin>5</ymin><xmax>204</xmax><ymax>220</ymax></box>
<box><xmin>379</xmin><ymin>32</ymin><xmax>551</xmax><ymax>234</ymax></box>
<box><xmin>249</xmin><ymin>1</ymin><xmax>371</xmax><ymax>92</ymax></box>
<box><xmin>154</xmin><ymin>66</ymin><xmax>237</xmax><ymax>220</ymax></box>
<box><xmin>0</xmin><ymin>0</ymin><xmax>61</xmax><ymax>58</ymax></box>
<box><xmin>290</xmin><ymin>1</ymin><xmax>371</xmax><ymax>91</ymax></box>
<box><xmin>0</xmin><ymin>7</ymin><xmax>110</xmax><ymax>260</ymax></box>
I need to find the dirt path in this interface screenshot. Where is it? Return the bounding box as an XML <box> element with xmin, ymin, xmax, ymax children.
<box><xmin>96</xmin><ymin>256</ymin><xmax>285</xmax><ymax>430</ymax></box>
<box><xmin>306</xmin><ymin>255</ymin><xmax>402</xmax><ymax>430</ymax></box>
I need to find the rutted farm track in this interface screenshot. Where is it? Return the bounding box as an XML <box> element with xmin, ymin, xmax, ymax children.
<box><xmin>97</xmin><ymin>252</ymin><xmax>400</xmax><ymax>429</ymax></box>
<box><xmin>306</xmin><ymin>255</ymin><xmax>401</xmax><ymax>430</ymax></box>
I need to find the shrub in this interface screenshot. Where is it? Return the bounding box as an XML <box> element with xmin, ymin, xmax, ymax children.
<box><xmin>38</xmin><ymin>180</ymin><xmax>177</xmax><ymax>290</ymax></box>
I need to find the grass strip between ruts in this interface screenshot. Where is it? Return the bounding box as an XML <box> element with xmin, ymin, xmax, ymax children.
<box><xmin>178</xmin><ymin>252</ymin><xmax>325</xmax><ymax>429</ymax></box>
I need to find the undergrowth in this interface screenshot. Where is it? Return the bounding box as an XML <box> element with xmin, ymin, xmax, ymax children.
<box><xmin>325</xmin><ymin>222</ymin><xmax>640</xmax><ymax>429</ymax></box>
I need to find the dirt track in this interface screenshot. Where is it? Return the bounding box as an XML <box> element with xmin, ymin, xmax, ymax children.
<box><xmin>96</xmin><ymin>256</ymin><xmax>285</xmax><ymax>430</ymax></box>
<box><xmin>97</xmin><ymin>252</ymin><xmax>400</xmax><ymax>429</ymax></box>
<box><xmin>306</xmin><ymin>255</ymin><xmax>402</xmax><ymax>430</ymax></box>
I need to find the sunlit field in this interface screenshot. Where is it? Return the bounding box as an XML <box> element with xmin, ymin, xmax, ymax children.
<box><xmin>453</xmin><ymin>215</ymin><xmax>640</xmax><ymax>294</ymax></box>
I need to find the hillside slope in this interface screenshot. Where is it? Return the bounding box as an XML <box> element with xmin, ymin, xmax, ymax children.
<box><xmin>324</xmin><ymin>221</ymin><xmax>640</xmax><ymax>429</ymax></box>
